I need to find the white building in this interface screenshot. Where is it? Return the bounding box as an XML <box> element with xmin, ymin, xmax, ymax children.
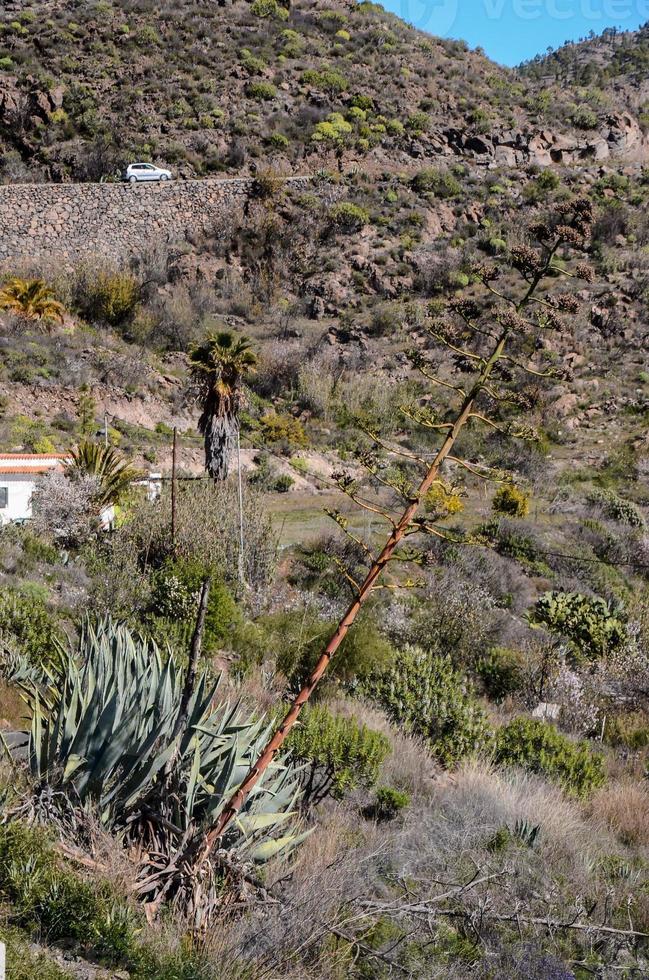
<box><xmin>0</xmin><ymin>453</ymin><xmax>70</xmax><ymax>525</ymax></box>
<box><xmin>0</xmin><ymin>453</ymin><xmax>163</xmax><ymax>527</ymax></box>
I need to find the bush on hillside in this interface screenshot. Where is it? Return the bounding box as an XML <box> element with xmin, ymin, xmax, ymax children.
<box><xmin>0</xmin><ymin>586</ymin><xmax>63</xmax><ymax>668</ymax></box>
<box><xmin>476</xmin><ymin>646</ymin><xmax>525</xmax><ymax>701</ymax></box>
<box><xmin>251</xmin><ymin>0</ymin><xmax>289</xmax><ymax>19</ymax></box>
<box><xmin>0</xmin><ymin>822</ymin><xmax>136</xmax><ymax>956</ymax></box>
<box><xmin>410</xmin><ymin>167</ymin><xmax>461</xmax><ymax>198</ymax></box>
<box><xmin>148</xmin><ymin>557</ymin><xmax>239</xmax><ymax>655</ymax></box>
<box><xmin>362</xmin><ymin>647</ymin><xmax>493</xmax><ymax>766</ymax></box>
<box><xmin>589</xmin><ymin>488</ymin><xmax>645</xmax><ymax>528</ymax></box>
<box><xmin>495</xmin><ymin>717</ymin><xmax>605</xmax><ymax>797</ymax></box>
<box><xmin>258</xmin><ymin>411</ymin><xmax>308</xmax><ymax>449</ymax></box>
<box><xmin>275</xmin><ymin>610</ymin><xmax>394</xmax><ymax>693</ymax></box>
<box><xmin>328</xmin><ymin>201</ymin><xmax>370</xmax><ymax>231</ymax></box>
<box><xmin>285</xmin><ymin>703</ymin><xmax>391</xmax><ymax>805</ymax></box>
<box><xmin>73</xmin><ymin>268</ymin><xmax>139</xmax><ymax>326</ymax></box>
<box><xmin>492</xmin><ymin>483</ymin><xmax>530</xmax><ymax>518</ymax></box>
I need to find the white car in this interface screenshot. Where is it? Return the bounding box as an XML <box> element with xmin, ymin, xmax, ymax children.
<box><xmin>124</xmin><ymin>162</ymin><xmax>173</xmax><ymax>183</ymax></box>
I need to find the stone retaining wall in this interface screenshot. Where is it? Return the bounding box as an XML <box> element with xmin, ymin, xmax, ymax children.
<box><xmin>0</xmin><ymin>177</ymin><xmax>308</xmax><ymax>267</ymax></box>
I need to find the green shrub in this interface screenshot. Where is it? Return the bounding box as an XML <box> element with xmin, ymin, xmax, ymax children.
<box><xmin>268</xmin><ymin>131</ymin><xmax>290</xmax><ymax>149</ymax></box>
<box><xmin>368</xmin><ymin>302</ymin><xmax>402</xmax><ymax>337</ymax></box>
<box><xmin>301</xmin><ymin>68</ymin><xmax>348</xmax><ymax>94</ymax></box>
<box><xmin>275</xmin><ymin>611</ymin><xmax>393</xmax><ymax>693</ymax></box>
<box><xmin>328</xmin><ymin>201</ymin><xmax>370</xmax><ymax>231</ymax></box>
<box><xmin>1</xmin><ymin>929</ymin><xmax>72</xmax><ymax>978</ymax></box>
<box><xmin>17</xmin><ymin>531</ymin><xmax>59</xmax><ymax>567</ymax></box>
<box><xmin>258</xmin><ymin>411</ymin><xmax>308</xmax><ymax>448</ymax></box>
<box><xmin>312</xmin><ymin>112</ymin><xmax>352</xmax><ymax>145</ymax></box>
<box><xmin>492</xmin><ymin>483</ymin><xmax>530</xmax><ymax>518</ymax></box>
<box><xmin>0</xmin><ymin>586</ymin><xmax>63</xmax><ymax>667</ymax></box>
<box><xmin>0</xmin><ymin>828</ymin><xmax>225</xmax><ymax>976</ymax></box>
<box><xmin>476</xmin><ymin>646</ymin><xmax>524</xmax><ymax>701</ymax></box>
<box><xmin>604</xmin><ymin>711</ymin><xmax>649</xmax><ymax>749</ymax></box>
<box><xmin>239</xmin><ymin>47</ymin><xmax>266</xmax><ymax>74</ymax></box>
<box><xmin>0</xmin><ymin>822</ymin><xmax>137</xmax><ymax>957</ymax></box>
<box><xmin>75</xmin><ymin>269</ymin><xmax>139</xmax><ymax>326</ymax></box>
<box><xmin>246</xmin><ymin>80</ymin><xmax>277</xmax><ymax>101</ymax></box>
<box><xmin>386</xmin><ymin>118</ymin><xmax>404</xmax><ymax>136</ymax></box>
<box><xmin>410</xmin><ymin>167</ymin><xmax>461</xmax><ymax>198</ymax></box>
<box><xmin>530</xmin><ymin>591</ymin><xmax>626</xmax><ymax>661</ymax></box>
<box><xmin>373</xmin><ymin>785</ymin><xmax>410</xmax><ymax>820</ymax></box>
<box><xmin>251</xmin><ymin>0</ymin><xmax>289</xmax><ymax>19</ymax></box>
<box><xmin>317</xmin><ymin>8</ymin><xmax>348</xmax><ymax>30</ymax></box>
<box><xmin>589</xmin><ymin>488</ymin><xmax>645</xmax><ymax>528</ymax></box>
<box><xmin>273</xmin><ymin>473</ymin><xmax>294</xmax><ymax>493</ymax></box>
<box><xmin>495</xmin><ymin>717</ymin><xmax>605</xmax><ymax>796</ymax></box>
<box><xmin>537</xmin><ymin>168</ymin><xmax>561</xmax><ymax>191</ymax></box>
<box><xmin>405</xmin><ymin>110</ymin><xmax>430</xmax><ymax>133</ymax></box>
<box><xmin>285</xmin><ymin>703</ymin><xmax>391</xmax><ymax>804</ymax></box>
<box><xmin>148</xmin><ymin>558</ymin><xmax>239</xmax><ymax>655</ymax></box>
<box><xmin>363</xmin><ymin>648</ymin><xmax>493</xmax><ymax>767</ymax></box>
<box><xmin>571</xmin><ymin>105</ymin><xmax>598</xmax><ymax>129</ymax></box>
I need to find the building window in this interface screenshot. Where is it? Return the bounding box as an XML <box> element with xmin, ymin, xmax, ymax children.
<box><xmin>0</xmin><ymin>487</ymin><xmax>7</xmax><ymax>509</ymax></box>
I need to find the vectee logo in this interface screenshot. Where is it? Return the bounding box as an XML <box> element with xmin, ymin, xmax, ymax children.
<box><xmin>399</xmin><ymin>0</ymin><xmax>459</xmax><ymax>35</ymax></box>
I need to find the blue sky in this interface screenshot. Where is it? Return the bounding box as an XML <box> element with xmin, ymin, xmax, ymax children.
<box><xmin>381</xmin><ymin>0</ymin><xmax>649</xmax><ymax>64</ymax></box>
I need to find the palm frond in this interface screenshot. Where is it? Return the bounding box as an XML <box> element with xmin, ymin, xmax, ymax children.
<box><xmin>68</xmin><ymin>441</ymin><xmax>139</xmax><ymax>507</ymax></box>
<box><xmin>0</xmin><ymin>277</ymin><xmax>65</xmax><ymax>327</ymax></box>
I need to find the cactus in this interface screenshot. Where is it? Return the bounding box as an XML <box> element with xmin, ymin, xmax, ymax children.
<box><xmin>530</xmin><ymin>591</ymin><xmax>626</xmax><ymax>661</ymax></box>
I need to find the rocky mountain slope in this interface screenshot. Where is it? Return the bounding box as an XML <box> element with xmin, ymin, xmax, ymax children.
<box><xmin>1</xmin><ymin>8</ymin><xmax>649</xmax><ymax>980</ymax></box>
<box><xmin>521</xmin><ymin>22</ymin><xmax>649</xmax><ymax>119</ymax></box>
<box><xmin>1</xmin><ymin>0</ymin><xmax>648</xmax><ymax>182</ymax></box>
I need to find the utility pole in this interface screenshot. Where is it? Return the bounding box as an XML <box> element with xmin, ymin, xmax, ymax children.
<box><xmin>236</xmin><ymin>428</ymin><xmax>245</xmax><ymax>588</ymax></box>
<box><xmin>171</xmin><ymin>426</ymin><xmax>177</xmax><ymax>550</ymax></box>
<box><xmin>104</xmin><ymin>412</ymin><xmax>109</xmax><ymax>448</ymax></box>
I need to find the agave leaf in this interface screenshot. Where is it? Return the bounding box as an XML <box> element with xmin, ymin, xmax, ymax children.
<box><xmin>185</xmin><ymin>737</ymin><xmax>201</xmax><ymax>819</ymax></box>
<box><xmin>63</xmin><ymin>753</ymin><xmax>86</xmax><ymax>780</ymax></box>
<box><xmin>249</xmin><ymin>832</ymin><xmax>304</xmax><ymax>863</ymax></box>
<box><xmin>30</xmin><ymin>691</ymin><xmax>43</xmax><ymax>778</ymax></box>
<box><xmin>236</xmin><ymin>810</ymin><xmax>296</xmax><ymax>836</ymax></box>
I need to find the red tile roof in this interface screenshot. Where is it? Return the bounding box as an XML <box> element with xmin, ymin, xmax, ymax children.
<box><xmin>0</xmin><ymin>453</ymin><xmax>71</xmax><ymax>459</ymax></box>
<box><xmin>0</xmin><ymin>466</ymin><xmax>61</xmax><ymax>474</ymax></box>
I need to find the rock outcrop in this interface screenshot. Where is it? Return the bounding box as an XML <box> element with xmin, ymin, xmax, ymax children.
<box><xmin>435</xmin><ymin>113</ymin><xmax>648</xmax><ymax>167</ymax></box>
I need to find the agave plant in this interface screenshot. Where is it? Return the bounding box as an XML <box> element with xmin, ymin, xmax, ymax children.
<box><xmin>0</xmin><ymin>277</ymin><xmax>65</xmax><ymax>327</ymax></box>
<box><xmin>20</xmin><ymin>618</ymin><xmax>306</xmax><ymax>910</ymax></box>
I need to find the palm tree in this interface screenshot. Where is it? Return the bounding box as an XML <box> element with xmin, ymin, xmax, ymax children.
<box><xmin>0</xmin><ymin>277</ymin><xmax>65</xmax><ymax>327</ymax></box>
<box><xmin>68</xmin><ymin>441</ymin><xmax>139</xmax><ymax>508</ymax></box>
<box><xmin>189</xmin><ymin>332</ymin><xmax>257</xmax><ymax>481</ymax></box>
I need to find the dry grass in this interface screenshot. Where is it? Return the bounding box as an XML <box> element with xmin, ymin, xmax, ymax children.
<box><xmin>591</xmin><ymin>779</ymin><xmax>649</xmax><ymax>847</ymax></box>
<box><xmin>199</xmin><ymin>805</ymin><xmax>386</xmax><ymax>979</ymax></box>
<box><xmin>391</xmin><ymin>760</ymin><xmax>614</xmax><ymax>903</ymax></box>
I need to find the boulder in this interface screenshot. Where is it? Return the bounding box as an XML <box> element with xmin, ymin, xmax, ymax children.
<box><xmin>465</xmin><ymin>134</ymin><xmax>494</xmax><ymax>156</ymax></box>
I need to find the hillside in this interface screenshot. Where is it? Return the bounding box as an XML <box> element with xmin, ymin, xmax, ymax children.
<box><xmin>1</xmin><ymin>4</ymin><xmax>649</xmax><ymax>980</ymax></box>
<box><xmin>0</xmin><ymin>0</ymin><xmax>647</xmax><ymax>182</ymax></box>
<box><xmin>521</xmin><ymin>22</ymin><xmax>649</xmax><ymax>121</ymax></box>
